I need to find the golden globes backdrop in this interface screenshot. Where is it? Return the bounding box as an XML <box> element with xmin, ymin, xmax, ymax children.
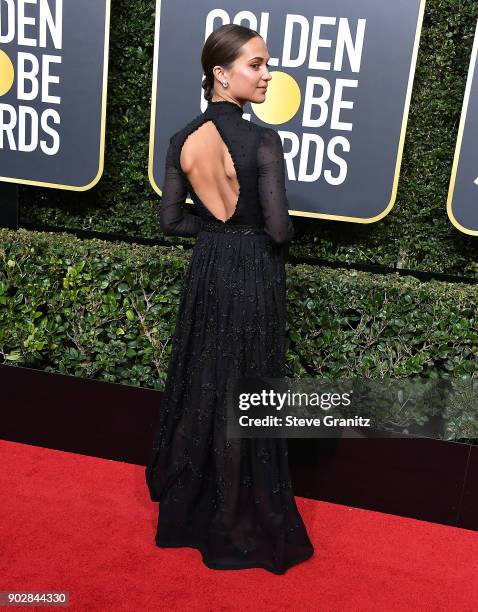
<box><xmin>447</xmin><ymin>17</ymin><xmax>478</xmax><ymax>235</ymax></box>
<box><xmin>149</xmin><ymin>0</ymin><xmax>425</xmax><ymax>224</ymax></box>
<box><xmin>0</xmin><ymin>0</ymin><xmax>111</xmax><ymax>190</ymax></box>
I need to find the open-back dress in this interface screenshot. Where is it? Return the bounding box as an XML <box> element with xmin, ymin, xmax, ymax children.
<box><xmin>145</xmin><ymin>98</ymin><xmax>314</xmax><ymax>574</ymax></box>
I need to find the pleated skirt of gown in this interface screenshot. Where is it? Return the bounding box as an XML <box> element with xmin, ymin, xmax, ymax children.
<box><xmin>145</xmin><ymin>220</ymin><xmax>314</xmax><ymax>574</ymax></box>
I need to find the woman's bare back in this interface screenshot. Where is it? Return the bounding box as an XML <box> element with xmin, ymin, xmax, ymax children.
<box><xmin>180</xmin><ymin>120</ymin><xmax>240</xmax><ymax>222</ymax></box>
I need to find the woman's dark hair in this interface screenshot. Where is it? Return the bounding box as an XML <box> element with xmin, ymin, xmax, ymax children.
<box><xmin>201</xmin><ymin>24</ymin><xmax>260</xmax><ymax>102</ymax></box>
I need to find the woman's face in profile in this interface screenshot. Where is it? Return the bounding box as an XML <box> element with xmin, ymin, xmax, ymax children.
<box><xmin>216</xmin><ymin>36</ymin><xmax>272</xmax><ymax>105</ymax></box>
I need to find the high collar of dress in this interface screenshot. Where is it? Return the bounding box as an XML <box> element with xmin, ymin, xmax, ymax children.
<box><xmin>205</xmin><ymin>100</ymin><xmax>244</xmax><ymax>116</ymax></box>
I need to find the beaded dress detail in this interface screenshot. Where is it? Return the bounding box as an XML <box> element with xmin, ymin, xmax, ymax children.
<box><xmin>145</xmin><ymin>99</ymin><xmax>314</xmax><ymax>574</ymax></box>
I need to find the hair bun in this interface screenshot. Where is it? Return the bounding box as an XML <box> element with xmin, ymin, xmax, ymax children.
<box><xmin>202</xmin><ymin>75</ymin><xmax>213</xmax><ymax>102</ymax></box>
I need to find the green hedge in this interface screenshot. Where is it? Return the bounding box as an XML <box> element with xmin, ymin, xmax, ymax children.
<box><xmin>16</xmin><ymin>0</ymin><xmax>478</xmax><ymax>277</ymax></box>
<box><xmin>1</xmin><ymin>228</ymin><xmax>477</xmax><ymax>441</ymax></box>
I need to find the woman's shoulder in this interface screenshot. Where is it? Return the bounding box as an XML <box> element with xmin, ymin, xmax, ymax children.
<box><xmin>255</xmin><ymin>124</ymin><xmax>280</xmax><ymax>140</ymax></box>
<box><xmin>240</xmin><ymin>119</ymin><xmax>278</xmax><ymax>146</ymax></box>
<box><xmin>249</xmin><ymin>124</ymin><xmax>282</xmax><ymax>153</ymax></box>
<box><xmin>168</xmin><ymin>113</ymin><xmax>205</xmax><ymax>144</ymax></box>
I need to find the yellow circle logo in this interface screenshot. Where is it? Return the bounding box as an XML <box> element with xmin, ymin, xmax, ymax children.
<box><xmin>251</xmin><ymin>71</ymin><xmax>301</xmax><ymax>125</ymax></box>
<box><xmin>0</xmin><ymin>49</ymin><xmax>14</xmax><ymax>96</ymax></box>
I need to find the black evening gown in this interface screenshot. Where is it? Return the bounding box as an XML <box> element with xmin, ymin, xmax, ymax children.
<box><xmin>145</xmin><ymin>99</ymin><xmax>314</xmax><ymax>574</ymax></box>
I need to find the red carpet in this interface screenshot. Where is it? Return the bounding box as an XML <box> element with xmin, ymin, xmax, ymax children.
<box><xmin>0</xmin><ymin>439</ymin><xmax>477</xmax><ymax>611</ymax></box>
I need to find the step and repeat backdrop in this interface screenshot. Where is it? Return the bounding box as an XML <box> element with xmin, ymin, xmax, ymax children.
<box><xmin>0</xmin><ymin>0</ymin><xmax>111</xmax><ymax>190</ymax></box>
<box><xmin>0</xmin><ymin>0</ymin><xmax>477</xmax><ymax>232</ymax></box>
<box><xmin>447</xmin><ymin>17</ymin><xmax>478</xmax><ymax>235</ymax></box>
<box><xmin>150</xmin><ymin>0</ymin><xmax>424</xmax><ymax>224</ymax></box>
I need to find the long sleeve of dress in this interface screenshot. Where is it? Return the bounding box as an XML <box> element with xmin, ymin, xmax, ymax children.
<box><xmin>257</xmin><ymin>128</ymin><xmax>295</xmax><ymax>245</ymax></box>
<box><xmin>159</xmin><ymin>138</ymin><xmax>203</xmax><ymax>237</ymax></box>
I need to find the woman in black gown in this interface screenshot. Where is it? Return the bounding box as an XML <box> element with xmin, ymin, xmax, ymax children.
<box><xmin>145</xmin><ymin>24</ymin><xmax>314</xmax><ymax>574</ymax></box>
